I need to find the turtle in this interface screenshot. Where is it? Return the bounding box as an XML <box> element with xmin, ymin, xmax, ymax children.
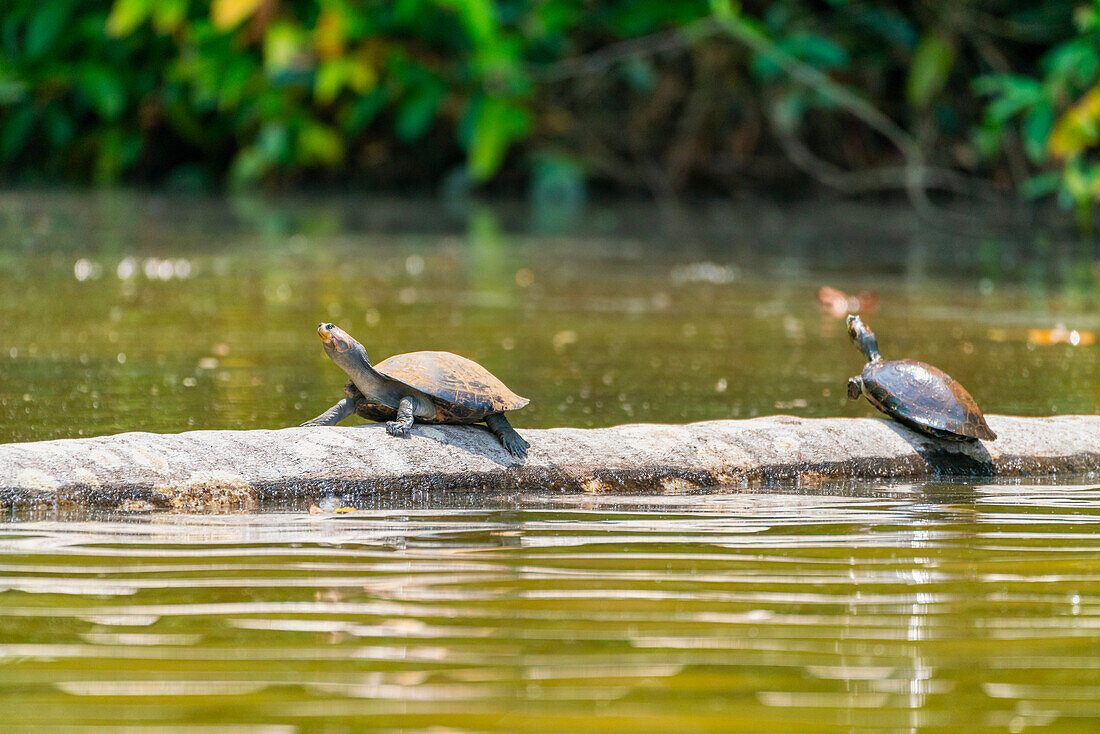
<box><xmin>846</xmin><ymin>314</ymin><xmax>996</xmax><ymax>442</ymax></box>
<box><xmin>301</xmin><ymin>322</ymin><xmax>531</xmax><ymax>458</ymax></box>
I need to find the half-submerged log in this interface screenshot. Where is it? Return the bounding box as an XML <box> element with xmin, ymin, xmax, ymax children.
<box><xmin>1</xmin><ymin>415</ymin><xmax>1098</xmax><ymax>511</ymax></box>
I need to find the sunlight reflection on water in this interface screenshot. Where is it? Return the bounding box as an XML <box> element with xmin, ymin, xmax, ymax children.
<box><xmin>0</xmin><ymin>483</ymin><xmax>1097</xmax><ymax>731</ymax></box>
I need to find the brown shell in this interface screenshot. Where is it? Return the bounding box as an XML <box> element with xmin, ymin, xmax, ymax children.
<box><xmin>861</xmin><ymin>359</ymin><xmax>995</xmax><ymax>441</ymax></box>
<box><xmin>371</xmin><ymin>351</ymin><xmax>528</xmax><ymax>422</ymax></box>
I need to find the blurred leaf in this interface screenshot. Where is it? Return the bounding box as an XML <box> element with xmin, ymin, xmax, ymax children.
<box><xmin>396</xmin><ymin>83</ymin><xmax>444</xmax><ymax>142</ymax></box>
<box><xmin>314</xmin><ymin>10</ymin><xmax>347</xmax><ymax>60</ymax></box>
<box><xmin>343</xmin><ymin>88</ymin><xmax>387</xmax><ymax>133</ymax></box>
<box><xmin>218</xmin><ymin>57</ymin><xmax>257</xmax><ymax>110</ymax></box>
<box><xmin>212</xmin><ymin>0</ymin><xmax>266</xmax><ymax>31</ymax></box>
<box><xmin>1021</xmin><ymin>171</ymin><xmax>1062</xmax><ymax>198</ymax></box>
<box><xmin>26</xmin><ymin>1</ymin><xmax>72</xmax><ymax>58</ymax></box>
<box><xmin>257</xmin><ymin>122</ymin><xmax>290</xmax><ymax>162</ymax></box>
<box><xmin>907</xmin><ymin>34</ymin><xmax>954</xmax><ymax>109</ymax></box>
<box><xmin>753</xmin><ymin>32</ymin><xmax>847</xmax><ymax>80</ymax></box>
<box><xmin>345</xmin><ymin>54</ymin><xmax>376</xmax><ymax>93</ymax></box>
<box><xmin>1023</xmin><ymin>103</ymin><xmax>1054</xmax><ymax>162</ymax></box>
<box><xmin>43</xmin><ymin>106</ymin><xmax>75</xmax><ymax>147</ymax></box>
<box><xmin>264</xmin><ymin>22</ymin><xmax>306</xmax><ymax>75</ymax></box>
<box><xmin>230</xmin><ymin>145</ymin><xmax>273</xmax><ymax>186</ymax></box>
<box><xmin>971</xmin><ymin>121</ymin><xmax>1003</xmax><ymax>160</ymax></box>
<box><xmin>314</xmin><ymin>55</ymin><xmax>374</xmax><ymax>104</ymax></box>
<box><xmin>297</xmin><ymin>121</ymin><xmax>344</xmax><ymax>165</ymax></box>
<box><xmin>438</xmin><ymin>0</ymin><xmax>498</xmax><ymax>45</ymax></box>
<box><xmin>981</xmin><ymin>77</ymin><xmax>1042</xmax><ymax>124</ymax></box>
<box><xmin>106</xmin><ymin>0</ymin><xmax>151</xmax><ymax>37</ymax></box>
<box><xmin>79</xmin><ymin>66</ymin><xmax>126</xmax><ymax>120</ymax></box>
<box><xmin>849</xmin><ymin>6</ymin><xmax>917</xmax><ymax>47</ymax></box>
<box><xmin>1044</xmin><ymin>39</ymin><xmax>1100</xmax><ymax>91</ymax></box>
<box><xmin>708</xmin><ymin>0</ymin><xmax>737</xmax><ymax>19</ymax></box>
<box><xmin>0</xmin><ymin>77</ymin><xmax>28</xmax><ymax>104</ymax></box>
<box><xmin>314</xmin><ymin>61</ymin><xmax>347</xmax><ymax>105</ymax></box>
<box><xmin>153</xmin><ymin>0</ymin><xmax>188</xmax><ymax>33</ymax></box>
<box><xmin>1049</xmin><ymin>87</ymin><xmax>1100</xmax><ymax>159</ymax></box>
<box><xmin>463</xmin><ymin>96</ymin><xmax>532</xmax><ymax>180</ymax></box>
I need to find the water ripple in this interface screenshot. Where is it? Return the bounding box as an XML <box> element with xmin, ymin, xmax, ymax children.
<box><xmin>0</xmin><ymin>483</ymin><xmax>1099</xmax><ymax>731</ymax></box>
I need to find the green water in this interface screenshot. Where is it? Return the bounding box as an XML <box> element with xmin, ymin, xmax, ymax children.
<box><xmin>2</xmin><ymin>487</ymin><xmax>1100</xmax><ymax>732</ymax></box>
<box><xmin>2</xmin><ymin>191</ymin><xmax>1100</xmax><ymax>731</ymax></box>
<box><xmin>0</xmin><ymin>192</ymin><xmax>1098</xmax><ymax>443</ymax></box>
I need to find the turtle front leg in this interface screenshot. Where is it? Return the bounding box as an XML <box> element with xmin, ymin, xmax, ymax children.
<box><xmin>485</xmin><ymin>413</ymin><xmax>529</xmax><ymax>459</ymax></box>
<box><xmin>301</xmin><ymin>398</ymin><xmax>357</xmax><ymax>427</ymax></box>
<box><xmin>386</xmin><ymin>397</ymin><xmax>416</xmax><ymax>437</ymax></box>
<box><xmin>847</xmin><ymin>376</ymin><xmax>863</xmax><ymax>401</ymax></box>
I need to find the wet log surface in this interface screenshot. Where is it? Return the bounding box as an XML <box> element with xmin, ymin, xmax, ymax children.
<box><xmin>0</xmin><ymin>415</ymin><xmax>1098</xmax><ymax>511</ymax></box>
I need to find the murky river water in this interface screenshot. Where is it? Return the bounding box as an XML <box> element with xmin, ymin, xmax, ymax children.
<box><xmin>0</xmin><ymin>191</ymin><xmax>1097</xmax><ymax>442</ymax></box>
<box><xmin>1</xmin><ymin>191</ymin><xmax>1099</xmax><ymax>730</ymax></box>
<box><xmin>2</xmin><ymin>486</ymin><xmax>1100</xmax><ymax>732</ymax></box>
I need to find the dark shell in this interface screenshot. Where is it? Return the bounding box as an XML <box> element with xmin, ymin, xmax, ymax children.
<box><xmin>375</xmin><ymin>351</ymin><xmax>528</xmax><ymax>421</ymax></box>
<box><xmin>862</xmin><ymin>359</ymin><xmax>995</xmax><ymax>441</ymax></box>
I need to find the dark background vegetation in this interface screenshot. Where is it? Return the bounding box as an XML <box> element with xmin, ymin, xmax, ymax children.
<box><xmin>3</xmin><ymin>0</ymin><xmax>1100</xmax><ymax>216</ymax></box>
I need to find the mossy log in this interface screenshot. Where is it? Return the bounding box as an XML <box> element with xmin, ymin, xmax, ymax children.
<box><xmin>1</xmin><ymin>415</ymin><xmax>1098</xmax><ymax>511</ymax></box>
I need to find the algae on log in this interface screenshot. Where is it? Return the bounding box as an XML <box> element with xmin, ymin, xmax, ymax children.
<box><xmin>0</xmin><ymin>415</ymin><xmax>1099</xmax><ymax>511</ymax></box>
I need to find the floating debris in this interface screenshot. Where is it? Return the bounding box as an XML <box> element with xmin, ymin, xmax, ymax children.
<box><xmin>774</xmin><ymin>399</ymin><xmax>808</xmax><ymax>410</ymax></box>
<box><xmin>308</xmin><ymin>503</ymin><xmax>356</xmax><ymax>515</ymax></box>
<box><xmin>1027</xmin><ymin>326</ymin><xmax>1095</xmax><ymax>347</ymax></box>
<box><xmin>515</xmin><ymin>268</ymin><xmax>534</xmax><ymax>287</ymax></box>
<box><xmin>671</xmin><ymin>262</ymin><xmax>739</xmax><ymax>285</ymax></box>
<box><xmin>989</xmin><ymin>326</ymin><xmax>1095</xmax><ymax>346</ymax></box>
<box><xmin>552</xmin><ymin>330</ymin><xmax>578</xmax><ymax>351</ymax></box>
<box><xmin>817</xmin><ymin>286</ymin><xmax>878</xmax><ymax>318</ymax></box>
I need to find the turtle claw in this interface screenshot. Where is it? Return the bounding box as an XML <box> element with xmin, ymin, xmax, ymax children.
<box><xmin>386</xmin><ymin>421</ymin><xmax>411</xmax><ymax>438</ymax></box>
<box><xmin>501</xmin><ymin>433</ymin><xmax>530</xmax><ymax>459</ymax></box>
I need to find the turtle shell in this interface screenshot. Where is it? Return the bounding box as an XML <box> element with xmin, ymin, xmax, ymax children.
<box><xmin>376</xmin><ymin>351</ymin><xmax>528</xmax><ymax>422</ymax></box>
<box><xmin>862</xmin><ymin>359</ymin><xmax>995</xmax><ymax>441</ymax></box>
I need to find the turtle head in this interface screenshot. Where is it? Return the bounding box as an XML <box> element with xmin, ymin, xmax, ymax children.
<box><xmin>317</xmin><ymin>322</ymin><xmax>372</xmax><ymax>374</ymax></box>
<box><xmin>846</xmin><ymin>314</ymin><xmax>881</xmax><ymax>361</ymax></box>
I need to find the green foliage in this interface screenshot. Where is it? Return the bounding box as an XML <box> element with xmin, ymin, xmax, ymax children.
<box><xmin>976</xmin><ymin>1</ymin><xmax>1100</xmax><ymax>214</ymax></box>
<box><xmin>0</xmin><ymin>0</ymin><xmax>546</xmax><ymax>185</ymax></box>
<box><xmin>0</xmin><ymin>0</ymin><xmax>1095</xmax><ymax>212</ymax></box>
<box><xmin>907</xmin><ymin>34</ymin><xmax>954</xmax><ymax>110</ymax></box>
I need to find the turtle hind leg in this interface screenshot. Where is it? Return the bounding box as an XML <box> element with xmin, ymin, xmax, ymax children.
<box><xmin>386</xmin><ymin>397</ymin><xmax>416</xmax><ymax>438</ymax></box>
<box><xmin>485</xmin><ymin>413</ymin><xmax>529</xmax><ymax>459</ymax></box>
<box><xmin>301</xmin><ymin>398</ymin><xmax>357</xmax><ymax>427</ymax></box>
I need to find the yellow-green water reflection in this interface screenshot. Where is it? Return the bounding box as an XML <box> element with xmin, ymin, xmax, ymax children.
<box><xmin>3</xmin><ymin>192</ymin><xmax>1100</xmax><ymax>731</ymax></box>
<box><xmin>0</xmin><ymin>484</ymin><xmax>1099</xmax><ymax>731</ymax></box>
<box><xmin>1</xmin><ymin>191</ymin><xmax>1098</xmax><ymax>443</ymax></box>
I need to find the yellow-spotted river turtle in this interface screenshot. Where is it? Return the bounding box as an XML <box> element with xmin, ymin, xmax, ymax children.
<box><xmin>846</xmin><ymin>315</ymin><xmax>995</xmax><ymax>442</ymax></box>
<box><xmin>302</xmin><ymin>323</ymin><xmax>530</xmax><ymax>458</ymax></box>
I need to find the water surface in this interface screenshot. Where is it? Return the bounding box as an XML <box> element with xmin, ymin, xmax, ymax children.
<box><xmin>2</xmin><ymin>192</ymin><xmax>1100</xmax><ymax>731</ymax></box>
<box><xmin>1</xmin><ymin>191</ymin><xmax>1098</xmax><ymax>442</ymax></box>
<box><xmin>1</xmin><ymin>483</ymin><xmax>1099</xmax><ymax>731</ymax></box>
